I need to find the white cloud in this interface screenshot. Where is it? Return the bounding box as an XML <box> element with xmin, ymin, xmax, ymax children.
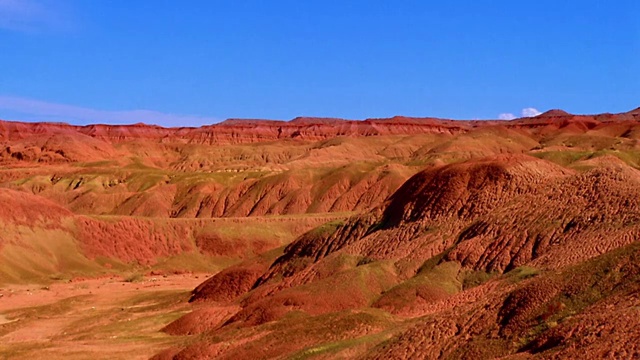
<box><xmin>0</xmin><ymin>95</ymin><xmax>221</xmax><ymax>127</ymax></box>
<box><xmin>498</xmin><ymin>113</ymin><xmax>516</xmax><ymax>120</ymax></box>
<box><xmin>521</xmin><ymin>107</ymin><xmax>542</xmax><ymax>117</ymax></box>
<box><xmin>497</xmin><ymin>107</ymin><xmax>543</xmax><ymax>120</ymax></box>
<box><xmin>0</xmin><ymin>0</ymin><xmax>68</xmax><ymax>32</ymax></box>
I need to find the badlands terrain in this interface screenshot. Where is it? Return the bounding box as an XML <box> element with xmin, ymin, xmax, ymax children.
<box><xmin>1</xmin><ymin>108</ymin><xmax>640</xmax><ymax>359</ymax></box>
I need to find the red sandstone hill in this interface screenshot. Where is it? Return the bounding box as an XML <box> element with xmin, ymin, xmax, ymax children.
<box><xmin>1</xmin><ymin>106</ymin><xmax>639</xmax><ymax>145</ymax></box>
<box><xmin>2</xmin><ymin>108</ymin><xmax>639</xmax><ymax>221</ymax></box>
<box><xmin>160</xmin><ymin>153</ymin><xmax>640</xmax><ymax>359</ymax></box>
<box><xmin>2</xmin><ymin>108</ymin><xmax>640</xmax><ymax>359</ymax></box>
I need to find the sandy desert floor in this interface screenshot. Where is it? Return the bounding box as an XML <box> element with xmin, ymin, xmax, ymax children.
<box><xmin>0</xmin><ymin>273</ymin><xmax>207</xmax><ymax>359</ymax></box>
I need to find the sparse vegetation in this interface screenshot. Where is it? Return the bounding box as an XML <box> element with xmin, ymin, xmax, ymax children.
<box><xmin>461</xmin><ymin>269</ymin><xmax>497</xmax><ymax>290</ymax></box>
<box><xmin>124</xmin><ymin>272</ymin><xmax>144</xmax><ymax>283</ymax></box>
<box><xmin>506</xmin><ymin>266</ymin><xmax>540</xmax><ymax>283</ymax></box>
<box><xmin>2</xmin><ymin>111</ymin><xmax>640</xmax><ymax>359</ymax></box>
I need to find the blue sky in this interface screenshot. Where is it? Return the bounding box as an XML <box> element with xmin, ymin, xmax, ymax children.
<box><xmin>0</xmin><ymin>0</ymin><xmax>639</xmax><ymax>126</ymax></box>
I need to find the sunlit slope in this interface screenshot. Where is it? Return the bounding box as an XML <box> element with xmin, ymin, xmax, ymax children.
<box><xmin>163</xmin><ymin>152</ymin><xmax>640</xmax><ymax>359</ymax></box>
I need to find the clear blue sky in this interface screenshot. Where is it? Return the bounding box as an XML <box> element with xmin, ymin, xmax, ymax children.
<box><xmin>1</xmin><ymin>0</ymin><xmax>639</xmax><ymax>126</ymax></box>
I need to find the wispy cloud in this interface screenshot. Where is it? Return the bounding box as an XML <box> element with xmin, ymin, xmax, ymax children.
<box><xmin>497</xmin><ymin>107</ymin><xmax>542</xmax><ymax>120</ymax></box>
<box><xmin>0</xmin><ymin>0</ymin><xmax>69</xmax><ymax>33</ymax></box>
<box><xmin>521</xmin><ymin>107</ymin><xmax>542</xmax><ymax>117</ymax></box>
<box><xmin>0</xmin><ymin>95</ymin><xmax>221</xmax><ymax>127</ymax></box>
<box><xmin>498</xmin><ymin>113</ymin><xmax>516</xmax><ymax>120</ymax></box>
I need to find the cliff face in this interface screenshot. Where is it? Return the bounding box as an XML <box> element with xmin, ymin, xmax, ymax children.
<box><xmin>2</xmin><ymin>108</ymin><xmax>639</xmax><ymax>145</ymax></box>
<box><xmin>0</xmin><ymin>116</ymin><xmax>467</xmax><ymax>144</ymax></box>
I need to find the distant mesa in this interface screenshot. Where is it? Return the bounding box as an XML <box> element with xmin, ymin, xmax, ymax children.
<box><xmin>218</xmin><ymin>118</ymin><xmax>287</xmax><ymax>126</ymax></box>
<box><xmin>289</xmin><ymin>117</ymin><xmax>348</xmax><ymax>124</ymax></box>
<box><xmin>627</xmin><ymin>107</ymin><xmax>640</xmax><ymax>115</ymax></box>
<box><xmin>1</xmin><ymin>107</ymin><xmax>640</xmax><ymax>145</ymax></box>
<box><xmin>537</xmin><ymin>109</ymin><xmax>572</xmax><ymax>117</ymax></box>
<box><xmin>534</xmin><ymin>107</ymin><xmax>640</xmax><ymax>118</ymax></box>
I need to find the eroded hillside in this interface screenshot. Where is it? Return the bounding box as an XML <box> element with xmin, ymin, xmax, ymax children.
<box><xmin>1</xmin><ymin>108</ymin><xmax>640</xmax><ymax>359</ymax></box>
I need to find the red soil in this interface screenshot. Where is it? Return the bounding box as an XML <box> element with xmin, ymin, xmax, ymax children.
<box><xmin>2</xmin><ymin>108</ymin><xmax>640</xmax><ymax>359</ymax></box>
<box><xmin>0</xmin><ymin>188</ymin><xmax>72</xmax><ymax>226</ymax></box>
<box><xmin>161</xmin><ymin>123</ymin><xmax>640</xmax><ymax>358</ymax></box>
<box><xmin>0</xmin><ymin>273</ymin><xmax>206</xmax><ymax>359</ymax></box>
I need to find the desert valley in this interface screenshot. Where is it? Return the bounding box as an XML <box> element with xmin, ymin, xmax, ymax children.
<box><xmin>1</xmin><ymin>108</ymin><xmax>640</xmax><ymax>359</ymax></box>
